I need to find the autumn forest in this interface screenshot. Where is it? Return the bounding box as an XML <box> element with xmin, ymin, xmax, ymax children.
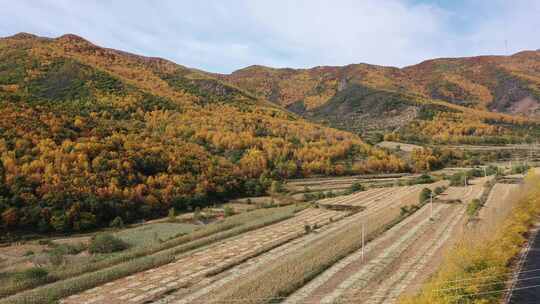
<box><xmin>0</xmin><ymin>34</ymin><xmax>407</xmax><ymax>233</ymax></box>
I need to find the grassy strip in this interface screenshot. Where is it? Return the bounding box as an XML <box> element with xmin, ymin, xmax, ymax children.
<box><xmin>465</xmin><ymin>177</ymin><xmax>495</xmax><ymax>218</ymax></box>
<box><xmin>0</xmin><ymin>205</ymin><xmax>302</xmax><ymax>303</ymax></box>
<box><xmin>211</xmin><ymin>197</ymin><xmax>433</xmax><ymax>303</ymax></box>
<box><xmin>1</xmin><ymin>255</ymin><xmax>173</xmax><ymax>304</ymax></box>
<box><xmin>400</xmin><ymin>172</ymin><xmax>540</xmax><ymax>304</ymax></box>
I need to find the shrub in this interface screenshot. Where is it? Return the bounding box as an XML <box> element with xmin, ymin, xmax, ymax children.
<box><xmin>449</xmin><ymin>172</ymin><xmax>467</xmax><ymax>186</ymax></box>
<box><xmin>193</xmin><ymin>207</ymin><xmax>204</xmax><ymax>222</ymax></box>
<box><xmin>351</xmin><ymin>182</ymin><xmax>364</xmax><ymax>192</ymax></box>
<box><xmin>419</xmin><ymin>188</ymin><xmax>432</xmax><ymax>204</ymax></box>
<box><xmin>224</xmin><ymin>206</ymin><xmax>234</xmax><ymax>217</ymax></box>
<box><xmin>512</xmin><ymin>163</ymin><xmax>529</xmax><ymax>174</ymax></box>
<box><xmin>14</xmin><ymin>267</ymin><xmax>48</xmax><ymax>284</ymax></box>
<box><xmin>466</xmin><ymin>198</ymin><xmax>482</xmax><ymax>217</ymax></box>
<box><xmin>109</xmin><ymin>216</ymin><xmax>124</xmax><ymax>229</ymax></box>
<box><xmin>303</xmin><ymin>193</ymin><xmax>316</xmax><ymax>202</ymax></box>
<box><xmin>434</xmin><ymin>186</ymin><xmax>445</xmax><ymax>195</ymax></box>
<box><xmin>88</xmin><ymin>234</ymin><xmax>128</xmax><ymax>254</ymax></box>
<box><xmin>50</xmin><ymin>243</ymin><xmax>86</xmax><ymax>256</ymax></box>
<box><xmin>48</xmin><ymin>251</ymin><xmax>64</xmax><ymax>267</ymax></box>
<box><xmin>409</xmin><ymin>174</ymin><xmax>435</xmax><ymax>185</ymax></box>
<box><xmin>270</xmin><ymin>181</ymin><xmax>284</xmax><ymax>193</ymax></box>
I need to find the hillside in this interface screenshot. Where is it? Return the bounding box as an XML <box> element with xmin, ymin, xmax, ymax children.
<box><xmin>0</xmin><ymin>33</ymin><xmax>405</xmax><ymax>233</ymax></box>
<box><xmin>217</xmin><ymin>52</ymin><xmax>540</xmax><ymax>144</ymax></box>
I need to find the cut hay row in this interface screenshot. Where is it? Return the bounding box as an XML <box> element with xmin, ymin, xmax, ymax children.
<box><xmin>208</xmin><ymin>182</ymin><xmax>447</xmax><ymax>304</ymax></box>
<box><xmin>319</xmin><ymin>181</ymin><xmax>448</xmax><ymax>208</ymax></box>
<box><xmin>286</xmin><ymin>173</ymin><xmax>411</xmax><ymax>186</ymax></box>
<box><xmin>318</xmin><ymin>205</ymin><xmax>450</xmax><ymax>304</ymax></box>
<box><xmin>478</xmin><ymin>183</ymin><xmax>520</xmax><ymax>220</ymax></box>
<box><xmin>474</xmin><ymin>182</ymin><xmax>521</xmax><ymax>238</ymax></box>
<box><xmin>363</xmin><ymin>205</ymin><xmax>467</xmax><ymax>304</ymax></box>
<box><xmin>164</xmin><ymin>209</ymin><xmax>373</xmax><ymax>304</ymax></box>
<box><xmin>59</xmin><ymin>208</ymin><xmax>346</xmax><ymax>304</ymax></box>
<box><xmin>284</xmin><ymin>203</ymin><xmax>450</xmax><ymax>304</ymax></box>
<box><xmin>317</xmin><ymin>187</ymin><xmax>394</xmax><ymax>206</ymax></box>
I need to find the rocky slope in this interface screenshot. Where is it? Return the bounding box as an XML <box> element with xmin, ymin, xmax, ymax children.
<box><xmin>216</xmin><ymin>52</ymin><xmax>540</xmax><ymax>141</ymax></box>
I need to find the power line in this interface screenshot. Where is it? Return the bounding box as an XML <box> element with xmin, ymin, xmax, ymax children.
<box><xmin>175</xmin><ymin>269</ymin><xmax>540</xmax><ymax>303</ymax></box>
<box><xmin>175</xmin><ymin>283</ymin><xmax>540</xmax><ymax>303</ymax></box>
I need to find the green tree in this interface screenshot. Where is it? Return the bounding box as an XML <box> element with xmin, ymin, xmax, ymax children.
<box><xmin>419</xmin><ymin>188</ymin><xmax>432</xmax><ymax>204</ymax></box>
<box><xmin>110</xmin><ymin>216</ymin><xmax>124</xmax><ymax>229</ymax></box>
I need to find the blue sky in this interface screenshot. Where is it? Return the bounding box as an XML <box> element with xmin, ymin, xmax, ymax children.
<box><xmin>1</xmin><ymin>0</ymin><xmax>539</xmax><ymax>73</ymax></box>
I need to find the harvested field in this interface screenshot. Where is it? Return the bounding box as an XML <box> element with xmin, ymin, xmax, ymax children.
<box><xmin>284</xmin><ymin>174</ymin><xmax>415</xmax><ymax>194</ymax></box>
<box><xmin>318</xmin><ymin>181</ymin><xmax>448</xmax><ymax>209</ymax></box>
<box><xmin>376</xmin><ymin>141</ymin><xmax>423</xmax><ymax>152</ymax></box>
<box><xmin>0</xmin><ymin>244</ymin><xmax>47</xmax><ymax>273</ymax></box>
<box><xmin>115</xmin><ymin>223</ymin><xmax>198</xmax><ymax>247</ymax></box>
<box><xmin>59</xmin><ymin>208</ymin><xmax>346</xmax><ymax>304</ymax></box>
<box><xmin>475</xmin><ymin>182</ymin><xmax>521</xmax><ymax>236</ymax></box>
<box><xmin>2</xmin><ymin>178</ymin><xmax>495</xmax><ymax>304</ymax></box>
<box><xmin>158</xmin><ymin>207</ymin><xmax>373</xmax><ymax>304</ymax></box>
<box><xmin>283</xmin><ymin>177</ymin><xmax>488</xmax><ymax>304</ymax></box>
<box><xmin>193</xmin><ymin>182</ymin><xmax>447</xmax><ymax>304</ymax></box>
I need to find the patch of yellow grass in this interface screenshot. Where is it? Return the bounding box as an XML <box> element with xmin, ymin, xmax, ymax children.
<box><xmin>400</xmin><ymin>171</ymin><xmax>540</xmax><ymax>304</ymax></box>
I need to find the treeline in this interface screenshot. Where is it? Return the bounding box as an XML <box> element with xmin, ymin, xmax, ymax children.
<box><xmin>386</xmin><ymin>111</ymin><xmax>539</xmax><ymax>145</ymax></box>
<box><xmin>408</xmin><ymin>147</ymin><xmax>500</xmax><ymax>173</ymax></box>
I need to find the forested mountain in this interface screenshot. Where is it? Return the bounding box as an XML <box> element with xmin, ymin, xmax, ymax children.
<box><xmin>217</xmin><ymin>52</ymin><xmax>540</xmax><ymax>144</ymax></box>
<box><xmin>0</xmin><ymin>33</ymin><xmax>405</xmax><ymax>233</ymax></box>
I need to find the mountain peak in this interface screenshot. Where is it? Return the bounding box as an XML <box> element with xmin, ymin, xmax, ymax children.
<box><xmin>56</xmin><ymin>33</ymin><xmax>92</xmax><ymax>44</ymax></box>
<box><xmin>5</xmin><ymin>32</ymin><xmax>39</xmax><ymax>40</ymax></box>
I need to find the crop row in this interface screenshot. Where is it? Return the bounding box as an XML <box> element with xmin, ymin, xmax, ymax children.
<box><xmin>0</xmin><ymin>205</ymin><xmax>303</xmax><ymax>304</ymax></box>
<box><xmin>59</xmin><ymin>208</ymin><xmax>345</xmax><ymax>304</ymax></box>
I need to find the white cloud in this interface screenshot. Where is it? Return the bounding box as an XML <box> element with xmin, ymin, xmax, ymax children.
<box><xmin>0</xmin><ymin>0</ymin><xmax>539</xmax><ymax>73</ymax></box>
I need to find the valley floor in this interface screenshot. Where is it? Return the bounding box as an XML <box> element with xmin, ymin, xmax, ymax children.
<box><xmin>2</xmin><ymin>171</ymin><xmax>527</xmax><ymax>304</ymax></box>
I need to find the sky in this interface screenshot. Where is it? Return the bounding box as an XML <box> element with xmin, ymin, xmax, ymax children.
<box><xmin>1</xmin><ymin>0</ymin><xmax>539</xmax><ymax>73</ymax></box>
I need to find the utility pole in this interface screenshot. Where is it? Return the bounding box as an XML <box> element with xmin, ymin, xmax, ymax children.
<box><xmin>530</xmin><ymin>143</ymin><xmax>534</xmax><ymax>165</ymax></box>
<box><xmin>464</xmin><ymin>175</ymin><xmax>467</xmax><ymax>187</ymax></box>
<box><xmin>430</xmin><ymin>191</ymin><xmax>433</xmax><ymax>221</ymax></box>
<box><xmin>361</xmin><ymin>220</ymin><xmax>365</xmax><ymax>262</ymax></box>
<box><xmin>484</xmin><ymin>166</ymin><xmax>487</xmax><ymax>177</ymax></box>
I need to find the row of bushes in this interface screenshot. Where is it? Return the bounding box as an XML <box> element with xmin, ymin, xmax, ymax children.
<box><xmin>447</xmin><ymin>166</ymin><xmax>499</xmax><ymax>186</ymax></box>
<box><xmin>466</xmin><ymin>178</ymin><xmax>496</xmax><ymax>218</ymax></box>
<box><xmin>400</xmin><ymin>171</ymin><xmax>540</xmax><ymax>304</ymax></box>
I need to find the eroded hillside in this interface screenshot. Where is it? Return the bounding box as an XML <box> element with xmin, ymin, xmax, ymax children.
<box><xmin>217</xmin><ymin>52</ymin><xmax>540</xmax><ymax>143</ymax></box>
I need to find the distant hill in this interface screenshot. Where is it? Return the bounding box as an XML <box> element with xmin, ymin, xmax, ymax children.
<box><xmin>216</xmin><ymin>52</ymin><xmax>540</xmax><ymax>144</ymax></box>
<box><xmin>0</xmin><ymin>33</ymin><xmax>405</xmax><ymax>233</ymax></box>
